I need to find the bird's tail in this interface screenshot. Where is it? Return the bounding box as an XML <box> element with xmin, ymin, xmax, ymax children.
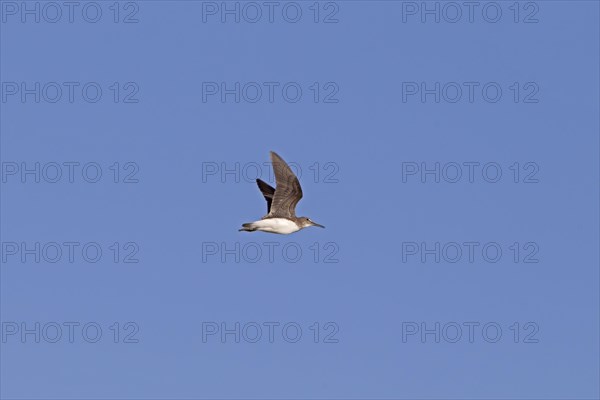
<box><xmin>238</xmin><ymin>222</ymin><xmax>257</xmax><ymax>232</ymax></box>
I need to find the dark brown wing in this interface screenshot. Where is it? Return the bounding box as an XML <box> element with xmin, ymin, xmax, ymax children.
<box><xmin>256</xmin><ymin>179</ymin><xmax>275</xmax><ymax>213</ymax></box>
<box><xmin>267</xmin><ymin>151</ymin><xmax>303</xmax><ymax>218</ymax></box>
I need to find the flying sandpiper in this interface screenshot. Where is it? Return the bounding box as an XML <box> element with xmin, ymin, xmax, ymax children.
<box><xmin>239</xmin><ymin>151</ymin><xmax>325</xmax><ymax>234</ymax></box>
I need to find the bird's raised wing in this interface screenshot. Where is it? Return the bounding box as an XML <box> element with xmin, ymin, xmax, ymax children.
<box><xmin>256</xmin><ymin>178</ymin><xmax>275</xmax><ymax>213</ymax></box>
<box><xmin>267</xmin><ymin>151</ymin><xmax>303</xmax><ymax>218</ymax></box>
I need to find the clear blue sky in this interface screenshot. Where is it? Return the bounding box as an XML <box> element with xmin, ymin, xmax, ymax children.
<box><xmin>1</xmin><ymin>1</ymin><xmax>599</xmax><ymax>399</ymax></box>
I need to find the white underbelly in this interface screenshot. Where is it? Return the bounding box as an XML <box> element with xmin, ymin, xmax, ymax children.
<box><xmin>254</xmin><ymin>218</ymin><xmax>300</xmax><ymax>234</ymax></box>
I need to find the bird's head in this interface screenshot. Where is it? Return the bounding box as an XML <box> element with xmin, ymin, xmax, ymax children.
<box><xmin>298</xmin><ymin>217</ymin><xmax>325</xmax><ymax>229</ymax></box>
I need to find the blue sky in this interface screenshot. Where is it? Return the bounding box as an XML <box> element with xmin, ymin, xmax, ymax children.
<box><xmin>1</xmin><ymin>1</ymin><xmax>599</xmax><ymax>399</ymax></box>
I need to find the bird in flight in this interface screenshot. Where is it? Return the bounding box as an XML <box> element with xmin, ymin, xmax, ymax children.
<box><xmin>239</xmin><ymin>151</ymin><xmax>325</xmax><ymax>234</ymax></box>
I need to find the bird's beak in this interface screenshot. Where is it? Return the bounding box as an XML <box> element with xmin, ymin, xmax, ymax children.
<box><xmin>311</xmin><ymin>221</ymin><xmax>325</xmax><ymax>228</ymax></box>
